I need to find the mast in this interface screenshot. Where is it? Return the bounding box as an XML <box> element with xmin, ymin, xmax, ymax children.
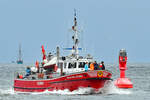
<box><xmin>72</xmin><ymin>9</ymin><xmax>79</xmax><ymax>59</ymax></box>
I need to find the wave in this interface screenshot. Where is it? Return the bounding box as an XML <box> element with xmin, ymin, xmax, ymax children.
<box><xmin>0</xmin><ymin>88</ymin><xmax>15</xmax><ymax>95</ymax></box>
<box><xmin>99</xmin><ymin>80</ymin><xmax>132</xmax><ymax>95</ymax></box>
<box><xmin>28</xmin><ymin>88</ymin><xmax>95</xmax><ymax>95</ymax></box>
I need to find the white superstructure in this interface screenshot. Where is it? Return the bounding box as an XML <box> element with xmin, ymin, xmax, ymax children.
<box><xmin>43</xmin><ymin>10</ymin><xmax>95</xmax><ymax>74</ymax></box>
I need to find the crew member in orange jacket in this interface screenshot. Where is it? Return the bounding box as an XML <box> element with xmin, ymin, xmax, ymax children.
<box><xmin>90</xmin><ymin>62</ymin><xmax>94</xmax><ymax>70</ymax></box>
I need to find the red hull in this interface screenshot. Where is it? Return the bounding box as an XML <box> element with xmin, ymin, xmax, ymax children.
<box><xmin>14</xmin><ymin>70</ymin><xmax>112</xmax><ymax>92</ymax></box>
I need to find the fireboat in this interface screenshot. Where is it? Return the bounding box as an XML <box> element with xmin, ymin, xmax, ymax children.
<box><xmin>14</xmin><ymin>11</ymin><xmax>117</xmax><ymax>92</ymax></box>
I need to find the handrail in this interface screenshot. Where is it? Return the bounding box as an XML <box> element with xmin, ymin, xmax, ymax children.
<box><xmin>14</xmin><ymin>69</ymin><xmax>112</xmax><ymax>80</ymax></box>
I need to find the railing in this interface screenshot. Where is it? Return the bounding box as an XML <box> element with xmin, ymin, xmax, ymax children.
<box><xmin>14</xmin><ymin>69</ymin><xmax>112</xmax><ymax>80</ymax></box>
<box><xmin>14</xmin><ymin>71</ymin><xmax>57</xmax><ymax>80</ymax></box>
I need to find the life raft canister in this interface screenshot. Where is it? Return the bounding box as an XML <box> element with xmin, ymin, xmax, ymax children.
<box><xmin>97</xmin><ymin>71</ymin><xmax>103</xmax><ymax>77</ymax></box>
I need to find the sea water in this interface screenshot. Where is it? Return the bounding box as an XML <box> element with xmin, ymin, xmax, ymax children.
<box><xmin>0</xmin><ymin>63</ymin><xmax>150</xmax><ymax>100</ymax></box>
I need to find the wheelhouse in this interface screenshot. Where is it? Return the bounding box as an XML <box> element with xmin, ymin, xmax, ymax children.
<box><xmin>57</xmin><ymin>58</ymin><xmax>94</xmax><ymax>74</ymax></box>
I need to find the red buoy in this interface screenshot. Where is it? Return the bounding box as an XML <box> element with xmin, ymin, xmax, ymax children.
<box><xmin>115</xmin><ymin>49</ymin><xmax>133</xmax><ymax>88</ymax></box>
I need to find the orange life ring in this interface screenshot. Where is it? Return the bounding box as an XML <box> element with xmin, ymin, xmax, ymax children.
<box><xmin>97</xmin><ymin>71</ymin><xmax>103</xmax><ymax>77</ymax></box>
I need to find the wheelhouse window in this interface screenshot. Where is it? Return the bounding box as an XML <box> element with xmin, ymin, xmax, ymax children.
<box><xmin>79</xmin><ymin>62</ymin><xmax>85</xmax><ymax>68</ymax></box>
<box><xmin>68</xmin><ymin>62</ymin><xmax>76</xmax><ymax>68</ymax></box>
<box><xmin>64</xmin><ymin>62</ymin><xmax>67</xmax><ymax>68</ymax></box>
<box><xmin>58</xmin><ymin>62</ymin><xmax>63</xmax><ymax>68</ymax></box>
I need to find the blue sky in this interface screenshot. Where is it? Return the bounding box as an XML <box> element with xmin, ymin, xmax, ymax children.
<box><xmin>0</xmin><ymin>0</ymin><xmax>150</xmax><ymax>63</ymax></box>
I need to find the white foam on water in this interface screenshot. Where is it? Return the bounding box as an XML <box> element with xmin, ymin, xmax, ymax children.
<box><xmin>0</xmin><ymin>88</ymin><xmax>15</xmax><ymax>95</ymax></box>
<box><xmin>36</xmin><ymin>81</ymin><xmax>133</xmax><ymax>95</ymax></box>
<box><xmin>31</xmin><ymin>87</ymin><xmax>95</xmax><ymax>95</ymax></box>
<box><xmin>99</xmin><ymin>80</ymin><xmax>132</xmax><ymax>95</ymax></box>
<box><xmin>70</xmin><ymin>87</ymin><xmax>95</xmax><ymax>95</ymax></box>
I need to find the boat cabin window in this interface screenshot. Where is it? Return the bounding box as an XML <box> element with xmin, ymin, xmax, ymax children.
<box><xmin>79</xmin><ymin>62</ymin><xmax>85</xmax><ymax>68</ymax></box>
<box><xmin>64</xmin><ymin>62</ymin><xmax>67</xmax><ymax>68</ymax></box>
<box><xmin>68</xmin><ymin>62</ymin><xmax>76</xmax><ymax>68</ymax></box>
<box><xmin>58</xmin><ymin>62</ymin><xmax>63</xmax><ymax>68</ymax></box>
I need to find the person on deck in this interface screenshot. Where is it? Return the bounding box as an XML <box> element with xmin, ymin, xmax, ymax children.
<box><xmin>94</xmin><ymin>61</ymin><xmax>99</xmax><ymax>70</ymax></box>
<box><xmin>84</xmin><ymin>62</ymin><xmax>88</xmax><ymax>72</ymax></box>
<box><xmin>17</xmin><ymin>73</ymin><xmax>23</xmax><ymax>79</ymax></box>
<box><xmin>90</xmin><ymin>62</ymin><xmax>94</xmax><ymax>71</ymax></box>
<box><xmin>25</xmin><ymin>67</ymin><xmax>31</xmax><ymax>78</ymax></box>
<box><xmin>99</xmin><ymin>61</ymin><xmax>105</xmax><ymax>70</ymax></box>
<box><xmin>31</xmin><ymin>66</ymin><xmax>37</xmax><ymax>74</ymax></box>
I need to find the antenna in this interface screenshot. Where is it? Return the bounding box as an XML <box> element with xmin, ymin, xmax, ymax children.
<box><xmin>74</xmin><ymin>9</ymin><xmax>76</xmax><ymax>17</ymax></box>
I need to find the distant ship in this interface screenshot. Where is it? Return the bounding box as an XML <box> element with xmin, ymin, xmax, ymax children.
<box><xmin>17</xmin><ymin>44</ymin><xmax>23</xmax><ymax>64</ymax></box>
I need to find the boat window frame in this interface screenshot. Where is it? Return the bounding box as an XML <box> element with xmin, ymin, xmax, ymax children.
<box><xmin>58</xmin><ymin>62</ymin><xmax>63</xmax><ymax>68</ymax></box>
<box><xmin>64</xmin><ymin>62</ymin><xmax>67</xmax><ymax>68</ymax></box>
<box><xmin>68</xmin><ymin>62</ymin><xmax>77</xmax><ymax>69</ymax></box>
<box><xmin>78</xmin><ymin>62</ymin><xmax>86</xmax><ymax>68</ymax></box>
